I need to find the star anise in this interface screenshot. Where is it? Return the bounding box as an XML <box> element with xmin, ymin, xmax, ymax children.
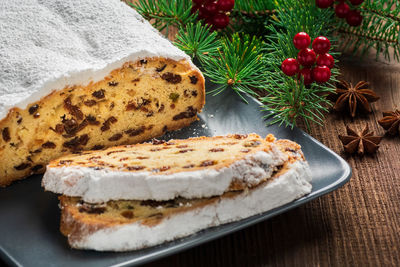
<box><xmin>378</xmin><ymin>110</ymin><xmax>400</xmax><ymax>136</ymax></box>
<box><xmin>338</xmin><ymin>125</ymin><xmax>382</xmax><ymax>155</ymax></box>
<box><xmin>329</xmin><ymin>80</ymin><xmax>380</xmax><ymax>117</ymax></box>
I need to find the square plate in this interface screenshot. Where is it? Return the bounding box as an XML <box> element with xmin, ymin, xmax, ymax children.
<box><xmin>0</xmin><ymin>82</ymin><xmax>351</xmax><ymax>267</ymax></box>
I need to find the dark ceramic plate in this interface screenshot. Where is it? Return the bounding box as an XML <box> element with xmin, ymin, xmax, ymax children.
<box><xmin>0</xmin><ymin>82</ymin><xmax>351</xmax><ymax>267</ymax></box>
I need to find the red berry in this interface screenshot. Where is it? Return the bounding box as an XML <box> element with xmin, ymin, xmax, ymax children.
<box><xmin>212</xmin><ymin>13</ymin><xmax>230</xmax><ymax>29</ymax></box>
<box><xmin>203</xmin><ymin>1</ymin><xmax>218</xmax><ymax>15</ymax></box>
<box><xmin>346</xmin><ymin>10</ymin><xmax>363</xmax><ymax>26</ymax></box>
<box><xmin>317</xmin><ymin>53</ymin><xmax>334</xmax><ymax>69</ymax></box>
<box><xmin>312</xmin><ymin>66</ymin><xmax>331</xmax><ymax>83</ymax></box>
<box><xmin>299</xmin><ymin>68</ymin><xmax>314</xmax><ymax>85</ymax></box>
<box><xmin>349</xmin><ymin>0</ymin><xmax>364</xmax><ymax>5</ymax></box>
<box><xmin>297</xmin><ymin>48</ymin><xmax>316</xmax><ymax>67</ymax></box>
<box><xmin>281</xmin><ymin>58</ymin><xmax>300</xmax><ymax>76</ymax></box>
<box><xmin>293</xmin><ymin>32</ymin><xmax>311</xmax><ymax>50</ymax></box>
<box><xmin>335</xmin><ymin>2</ymin><xmax>350</xmax><ymax>18</ymax></box>
<box><xmin>312</xmin><ymin>36</ymin><xmax>331</xmax><ymax>54</ymax></box>
<box><xmin>193</xmin><ymin>0</ymin><xmax>205</xmax><ymax>5</ymax></box>
<box><xmin>216</xmin><ymin>0</ymin><xmax>235</xmax><ymax>11</ymax></box>
<box><xmin>315</xmin><ymin>0</ymin><xmax>334</xmax><ymax>8</ymax></box>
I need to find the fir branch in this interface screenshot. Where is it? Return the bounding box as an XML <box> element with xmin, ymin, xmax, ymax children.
<box><xmin>174</xmin><ymin>22</ymin><xmax>220</xmax><ymax>62</ymax></box>
<box><xmin>338</xmin><ymin>0</ymin><xmax>400</xmax><ymax>61</ymax></box>
<box><xmin>129</xmin><ymin>0</ymin><xmax>196</xmax><ymax>34</ymax></box>
<box><xmin>201</xmin><ymin>33</ymin><xmax>268</xmax><ymax>102</ymax></box>
<box><xmin>233</xmin><ymin>0</ymin><xmax>275</xmax><ymax>13</ymax></box>
<box><xmin>262</xmin><ymin>0</ymin><xmax>339</xmax><ymax>129</ymax></box>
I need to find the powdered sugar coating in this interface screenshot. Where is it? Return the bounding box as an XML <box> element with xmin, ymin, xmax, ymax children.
<box><xmin>0</xmin><ymin>0</ymin><xmax>193</xmax><ymax>120</ymax></box>
<box><xmin>68</xmin><ymin>160</ymin><xmax>312</xmax><ymax>251</ymax></box>
<box><xmin>43</xmin><ymin>148</ymin><xmax>288</xmax><ymax>203</ymax></box>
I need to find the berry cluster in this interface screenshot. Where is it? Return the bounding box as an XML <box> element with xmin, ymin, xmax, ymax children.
<box><xmin>316</xmin><ymin>0</ymin><xmax>364</xmax><ymax>27</ymax></box>
<box><xmin>281</xmin><ymin>32</ymin><xmax>334</xmax><ymax>85</ymax></box>
<box><xmin>192</xmin><ymin>0</ymin><xmax>235</xmax><ymax>29</ymax></box>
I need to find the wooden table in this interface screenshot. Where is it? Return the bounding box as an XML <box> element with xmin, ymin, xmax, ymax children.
<box><xmin>142</xmin><ymin>56</ymin><xmax>400</xmax><ymax>266</ymax></box>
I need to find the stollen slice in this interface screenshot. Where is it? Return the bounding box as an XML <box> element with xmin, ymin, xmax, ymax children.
<box><xmin>43</xmin><ymin>134</ymin><xmax>288</xmax><ymax>202</ymax></box>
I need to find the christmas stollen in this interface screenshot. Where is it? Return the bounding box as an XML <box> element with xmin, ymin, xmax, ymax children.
<box><xmin>56</xmin><ymin>137</ymin><xmax>312</xmax><ymax>251</ymax></box>
<box><xmin>0</xmin><ymin>0</ymin><xmax>204</xmax><ymax>186</ymax></box>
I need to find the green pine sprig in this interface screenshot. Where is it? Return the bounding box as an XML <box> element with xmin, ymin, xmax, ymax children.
<box><xmin>174</xmin><ymin>22</ymin><xmax>220</xmax><ymax>62</ymax></box>
<box><xmin>201</xmin><ymin>33</ymin><xmax>268</xmax><ymax>102</ymax></box>
<box><xmin>128</xmin><ymin>0</ymin><xmax>197</xmax><ymax>35</ymax></box>
<box><xmin>338</xmin><ymin>0</ymin><xmax>400</xmax><ymax>61</ymax></box>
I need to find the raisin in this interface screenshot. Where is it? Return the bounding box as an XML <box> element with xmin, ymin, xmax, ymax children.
<box><xmin>109</xmin><ymin>102</ymin><xmax>115</xmax><ymax>110</ymax></box>
<box><xmin>170</xmin><ymin>103</ymin><xmax>175</xmax><ymax>109</ymax></box>
<box><xmin>64</xmin><ymin>97</ymin><xmax>83</xmax><ymax>120</ymax></box>
<box><xmin>141</xmin><ymin>200</ymin><xmax>175</xmax><ymax>208</ymax></box>
<box><xmin>86</xmin><ymin>115</ymin><xmax>100</xmax><ymax>125</ymax></box>
<box><xmin>183</xmin><ymin>164</ymin><xmax>195</xmax><ymax>169</ymax></box>
<box><xmin>161</xmin><ymin>72</ymin><xmax>182</xmax><ymax>84</ymax></box>
<box><xmin>200</xmin><ymin>160</ymin><xmax>216</xmax><ymax>167</ymax></box>
<box><xmin>152</xmin><ymin>139</ymin><xmax>165</xmax><ymax>145</ymax></box>
<box><xmin>158</xmin><ymin>104</ymin><xmax>165</xmax><ymax>112</ymax></box>
<box><xmin>137</xmin><ymin>156</ymin><xmax>149</xmax><ymax>160</ymax></box>
<box><xmin>108</xmin><ymin>81</ymin><xmax>119</xmax><ymax>86</ymax></box>
<box><xmin>59</xmin><ymin>160</ymin><xmax>72</xmax><ymax>165</ymax></box>
<box><xmin>176</xmin><ymin>145</ymin><xmax>188</xmax><ymax>148</ymax></box>
<box><xmin>92</xmin><ymin>89</ymin><xmax>105</xmax><ymax>99</ymax></box>
<box><xmin>234</xmin><ymin>134</ymin><xmax>248</xmax><ymax>139</ymax></box>
<box><xmin>14</xmin><ymin>163</ymin><xmax>31</xmax><ymax>170</ymax></box>
<box><xmin>88</xmin><ymin>156</ymin><xmax>101</xmax><ymax>160</ymax></box>
<box><xmin>125</xmin><ymin>126</ymin><xmax>145</xmax><ymax>137</ymax></box>
<box><xmin>17</xmin><ymin>117</ymin><xmax>22</xmax><ymax>124</ymax></box>
<box><xmin>126</xmin><ymin>102</ymin><xmax>136</xmax><ymax>111</ymax></box>
<box><xmin>191</xmin><ymin>90</ymin><xmax>198</xmax><ymax>97</ymax></box>
<box><xmin>84</xmin><ymin>100</ymin><xmax>97</xmax><ymax>107</ymax></box>
<box><xmin>169</xmin><ymin>93</ymin><xmax>180</xmax><ymax>102</ymax></box>
<box><xmin>28</xmin><ymin>104</ymin><xmax>39</xmax><ymax>115</ymax></box>
<box><xmin>33</xmin><ymin>113</ymin><xmax>40</xmax><ymax>118</ymax></box>
<box><xmin>156</xmin><ymin>64</ymin><xmax>167</xmax><ymax>72</ymax></box>
<box><xmin>119</xmin><ymin>157</ymin><xmax>129</xmax><ymax>161</ymax></box>
<box><xmin>121</xmin><ymin>210</ymin><xmax>134</xmax><ymax>219</ymax></box>
<box><xmin>2</xmin><ymin>127</ymin><xmax>10</xmax><ymax>142</ymax></box>
<box><xmin>108</xmin><ymin>133</ymin><xmax>123</xmax><ymax>141</ymax></box>
<box><xmin>62</xmin><ymin>118</ymin><xmax>79</xmax><ymax>135</ymax></box>
<box><xmin>92</xmin><ymin>145</ymin><xmax>105</xmax><ymax>150</ymax></box>
<box><xmin>50</xmin><ymin>124</ymin><xmax>64</xmax><ymax>134</ymax></box>
<box><xmin>152</xmin><ymin>166</ymin><xmax>170</xmax><ymax>172</ymax></box>
<box><xmin>173</xmin><ymin>106</ymin><xmax>197</xmax><ymax>121</ymax></box>
<box><xmin>127</xmin><ymin>166</ymin><xmax>145</xmax><ymax>171</ymax></box>
<box><xmin>106</xmin><ymin>150</ymin><xmax>125</xmax><ymax>155</ymax></box>
<box><xmin>63</xmin><ymin>134</ymin><xmax>89</xmax><ymax>149</ymax></box>
<box><xmin>101</xmin><ymin>116</ymin><xmax>117</xmax><ymax>132</ymax></box>
<box><xmin>184</xmin><ymin>90</ymin><xmax>190</xmax><ymax>98</ymax></box>
<box><xmin>140</xmin><ymin>107</ymin><xmax>149</xmax><ymax>113</ymax></box>
<box><xmin>146</xmin><ymin>111</ymin><xmax>154</xmax><ymax>117</ymax></box>
<box><xmin>140</xmin><ymin>59</ymin><xmax>147</xmax><ymax>65</ymax></box>
<box><xmin>31</xmin><ymin>165</ymin><xmax>44</xmax><ymax>172</ymax></box>
<box><xmin>132</xmin><ymin>78</ymin><xmax>140</xmax><ymax>82</ymax></box>
<box><xmin>42</xmin><ymin>141</ymin><xmax>56</xmax><ymax>149</ymax></box>
<box><xmin>189</xmin><ymin>75</ymin><xmax>198</xmax><ymax>84</ymax></box>
<box><xmin>243</xmin><ymin>141</ymin><xmax>261</xmax><ymax>147</ymax></box>
<box><xmin>79</xmin><ymin>204</ymin><xmax>106</xmax><ymax>214</ymax></box>
<box><xmin>210</xmin><ymin>148</ymin><xmax>224</xmax><ymax>152</ymax></box>
<box><xmin>179</xmin><ymin>149</ymin><xmax>194</xmax><ymax>153</ymax></box>
<box><xmin>150</xmin><ymin>148</ymin><xmax>162</xmax><ymax>152</ymax></box>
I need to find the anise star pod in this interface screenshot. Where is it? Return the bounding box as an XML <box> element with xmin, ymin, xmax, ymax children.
<box><xmin>338</xmin><ymin>125</ymin><xmax>382</xmax><ymax>155</ymax></box>
<box><xmin>378</xmin><ymin>110</ymin><xmax>400</xmax><ymax>136</ymax></box>
<box><xmin>329</xmin><ymin>80</ymin><xmax>380</xmax><ymax>118</ymax></box>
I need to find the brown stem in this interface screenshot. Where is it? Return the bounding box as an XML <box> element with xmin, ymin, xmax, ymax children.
<box><xmin>363</xmin><ymin>7</ymin><xmax>400</xmax><ymax>23</ymax></box>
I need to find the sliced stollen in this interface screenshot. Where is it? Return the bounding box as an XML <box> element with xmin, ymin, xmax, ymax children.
<box><xmin>43</xmin><ymin>134</ymin><xmax>288</xmax><ymax>203</ymax></box>
<box><xmin>0</xmin><ymin>0</ymin><xmax>204</xmax><ymax>186</ymax></box>
<box><xmin>59</xmin><ymin>139</ymin><xmax>312</xmax><ymax>251</ymax></box>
